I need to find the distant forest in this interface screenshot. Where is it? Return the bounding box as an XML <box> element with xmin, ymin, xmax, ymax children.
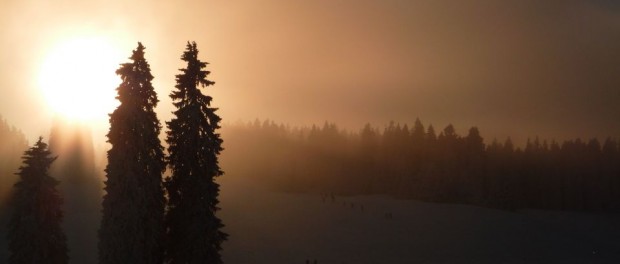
<box><xmin>223</xmin><ymin>119</ymin><xmax>620</xmax><ymax>212</ymax></box>
<box><xmin>2</xmin><ymin>116</ymin><xmax>619</xmax><ymax>215</ymax></box>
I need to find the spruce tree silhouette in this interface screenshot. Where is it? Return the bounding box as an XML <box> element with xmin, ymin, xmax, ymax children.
<box><xmin>99</xmin><ymin>43</ymin><xmax>166</xmax><ymax>264</ymax></box>
<box><xmin>8</xmin><ymin>137</ymin><xmax>67</xmax><ymax>264</ymax></box>
<box><xmin>165</xmin><ymin>41</ymin><xmax>227</xmax><ymax>263</ymax></box>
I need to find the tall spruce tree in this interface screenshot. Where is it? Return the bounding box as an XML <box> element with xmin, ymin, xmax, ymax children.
<box><xmin>8</xmin><ymin>137</ymin><xmax>67</xmax><ymax>264</ymax></box>
<box><xmin>99</xmin><ymin>43</ymin><xmax>166</xmax><ymax>264</ymax></box>
<box><xmin>165</xmin><ymin>41</ymin><xmax>227</xmax><ymax>263</ymax></box>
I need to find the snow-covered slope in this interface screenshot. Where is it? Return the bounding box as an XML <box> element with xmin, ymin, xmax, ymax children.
<box><xmin>1</xmin><ymin>175</ymin><xmax>619</xmax><ymax>263</ymax></box>
<box><xmin>219</xmin><ymin>176</ymin><xmax>620</xmax><ymax>264</ymax></box>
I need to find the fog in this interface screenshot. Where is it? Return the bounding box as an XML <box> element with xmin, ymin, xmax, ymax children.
<box><xmin>1</xmin><ymin>0</ymin><xmax>619</xmax><ymax>146</ymax></box>
<box><xmin>1</xmin><ymin>0</ymin><xmax>620</xmax><ymax>263</ymax></box>
<box><xmin>3</xmin><ymin>121</ymin><xmax>620</xmax><ymax>263</ymax></box>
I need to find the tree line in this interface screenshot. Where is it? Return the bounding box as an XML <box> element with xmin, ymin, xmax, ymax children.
<box><xmin>222</xmin><ymin>119</ymin><xmax>620</xmax><ymax>212</ymax></box>
<box><xmin>5</xmin><ymin>42</ymin><xmax>225</xmax><ymax>264</ymax></box>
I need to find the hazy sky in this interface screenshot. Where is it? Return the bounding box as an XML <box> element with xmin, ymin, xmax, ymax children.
<box><xmin>1</xmin><ymin>0</ymin><xmax>619</xmax><ymax>146</ymax></box>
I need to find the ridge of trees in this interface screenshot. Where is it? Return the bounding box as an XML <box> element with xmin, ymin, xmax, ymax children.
<box><xmin>222</xmin><ymin>119</ymin><xmax>620</xmax><ymax>212</ymax></box>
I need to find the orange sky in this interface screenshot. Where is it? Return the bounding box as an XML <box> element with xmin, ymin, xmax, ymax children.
<box><xmin>1</xmin><ymin>0</ymin><xmax>619</xmax><ymax>146</ymax></box>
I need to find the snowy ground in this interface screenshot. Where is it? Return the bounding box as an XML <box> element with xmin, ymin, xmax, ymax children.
<box><xmin>1</xmin><ymin>175</ymin><xmax>620</xmax><ymax>263</ymax></box>
<box><xmin>219</xmin><ymin>176</ymin><xmax>620</xmax><ymax>264</ymax></box>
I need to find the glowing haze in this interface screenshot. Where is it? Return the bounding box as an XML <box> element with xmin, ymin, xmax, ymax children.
<box><xmin>1</xmin><ymin>0</ymin><xmax>619</xmax><ymax>146</ymax></box>
<box><xmin>39</xmin><ymin>37</ymin><xmax>122</xmax><ymax>121</ymax></box>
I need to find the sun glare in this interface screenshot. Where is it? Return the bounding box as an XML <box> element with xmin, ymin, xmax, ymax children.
<box><xmin>39</xmin><ymin>37</ymin><xmax>123</xmax><ymax>121</ymax></box>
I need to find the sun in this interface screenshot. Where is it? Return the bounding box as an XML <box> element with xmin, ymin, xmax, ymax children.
<box><xmin>38</xmin><ymin>36</ymin><xmax>123</xmax><ymax>121</ymax></box>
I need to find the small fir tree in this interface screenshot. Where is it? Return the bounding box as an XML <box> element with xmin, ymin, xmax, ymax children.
<box><xmin>165</xmin><ymin>41</ymin><xmax>227</xmax><ymax>263</ymax></box>
<box><xmin>99</xmin><ymin>43</ymin><xmax>166</xmax><ymax>264</ymax></box>
<box><xmin>8</xmin><ymin>137</ymin><xmax>67</xmax><ymax>264</ymax></box>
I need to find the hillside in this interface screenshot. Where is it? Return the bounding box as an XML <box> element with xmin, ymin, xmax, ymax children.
<box><xmin>219</xmin><ymin>176</ymin><xmax>620</xmax><ymax>264</ymax></box>
<box><xmin>1</xmin><ymin>173</ymin><xmax>619</xmax><ymax>263</ymax></box>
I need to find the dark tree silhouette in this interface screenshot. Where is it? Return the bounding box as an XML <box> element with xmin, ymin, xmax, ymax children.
<box><xmin>359</xmin><ymin>123</ymin><xmax>378</xmax><ymax>194</ymax></box>
<box><xmin>7</xmin><ymin>137</ymin><xmax>67</xmax><ymax>264</ymax></box>
<box><xmin>99</xmin><ymin>43</ymin><xmax>166</xmax><ymax>264</ymax></box>
<box><xmin>165</xmin><ymin>42</ymin><xmax>227</xmax><ymax>263</ymax></box>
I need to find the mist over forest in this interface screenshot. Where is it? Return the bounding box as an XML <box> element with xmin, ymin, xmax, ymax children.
<box><xmin>1</xmin><ymin>114</ymin><xmax>620</xmax><ymax>263</ymax></box>
<box><xmin>223</xmin><ymin>119</ymin><xmax>620</xmax><ymax>211</ymax></box>
<box><xmin>1</xmin><ymin>0</ymin><xmax>620</xmax><ymax>263</ymax></box>
<box><xmin>3</xmin><ymin>116</ymin><xmax>619</xmax><ymax>213</ymax></box>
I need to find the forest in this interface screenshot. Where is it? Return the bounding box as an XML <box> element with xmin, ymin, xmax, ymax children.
<box><xmin>223</xmin><ymin>119</ymin><xmax>620</xmax><ymax>212</ymax></box>
<box><xmin>2</xmin><ymin>1</ymin><xmax>620</xmax><ymax>263</ymax></box>
<box><xmin>2</xmin><ymin>114</ymin><xmax>620</xmax><ymax>263</ymax></box>
<box><xmin>0</xmin><ymin>29</ymin><xmax>617</xmax><ymax>264</ymax></box>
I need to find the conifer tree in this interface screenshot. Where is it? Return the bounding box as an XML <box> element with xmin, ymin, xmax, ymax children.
<box><xmin>99</xmin><ymin>43</ymin><xmax>166</xmax><ymax>264</ymax></box>
<box><xmin>426</xmin><ymin>125</ymin><xmax>437</xmax><ymax>142</ymax></box>
<box><xmin>411</xmin><ymin>118</ymin><xmax>425</xmax><ymax>145</ymax></box>
<box><xmin>165</xmin><ymin>42</ymin><xmax>227</xmax><ymax>263</ymax></box>
<box><xmin>8</xmin><ymin>137</ymin><xmax>67</xmax><ymax>264</ymax></box>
